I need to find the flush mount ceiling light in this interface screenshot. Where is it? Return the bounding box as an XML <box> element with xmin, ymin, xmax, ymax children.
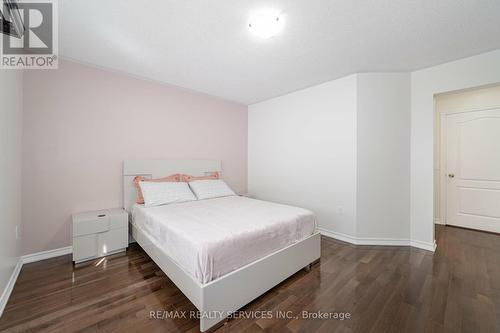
<box><xmin>248</xmin><ymin>9</ymin><xmax>284</xmax><ymax>39</ymax></box>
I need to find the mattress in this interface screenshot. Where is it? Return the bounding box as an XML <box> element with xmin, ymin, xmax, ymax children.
<box><xmin>131</xmin><ymin>195</ymin><xmax>316</xmax><ymax>284</ymax></box>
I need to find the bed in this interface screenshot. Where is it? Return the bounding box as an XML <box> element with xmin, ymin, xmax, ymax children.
<box><xmin>123</xmin><ymin>160</ymin><xmax>321</xmax><ymax>332</ymax></box>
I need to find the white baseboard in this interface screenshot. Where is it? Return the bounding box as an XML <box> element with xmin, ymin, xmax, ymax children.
<box><xmin>317</xmin><ymin>227</ymin><xmax>410</xmax><ymax>246</ymax></box>
<box><xmin>317</xmin><ymin>228</ymin><xmax>358</xmax><ymax>244</ymax></box>
<box><xmin>0</xmin><ymin>246</ymin><xmax>73</xmax><ymax>318</ymax></box>
<box><xmin>410</xmin><ymin>239</ymin><xmax>437</xmax><ymax>252</ymax></box>
<box><xmin>0</xmin><ymin>259</ymin><xmax>22</xmax><ymax>318</ymax></box>
<box><xmin>434</xmin><ymin>218</ymin><xmax>445</xmax><ymax>225</ymax></box>
<box><xmin>318</xmin><ymin>227</ymin><xmax>436</xmax><ymax>252</ymax></box>
<box><xmin>21</xmin><ymin>246</ymin><xmax>72</xmax><ymax>264</ymax></box>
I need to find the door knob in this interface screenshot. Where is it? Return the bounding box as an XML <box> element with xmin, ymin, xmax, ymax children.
<box><xmin>448</xmin><ymin>173</ymin><xmax>455</xmax><ymax>179</ymax></box>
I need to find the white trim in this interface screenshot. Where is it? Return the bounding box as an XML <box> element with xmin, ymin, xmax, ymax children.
<box><xmin>436</xmin><ymin>104</ymin><xmax>500</xmax><ymax>116</ymax></box>
<box><xmin>317</xmin><ymin>227</ymin><xmax>358</xmax><ymax>244</ymax></box>
<box><xmin>410</xmin><ymin>239</ymin><xmax>437</xmax><ymax>252</ymax></box>
<box><xmin>439</xmin><ymin>112</ymin><xmax>448</xmax><ymax>228</ymax></box>
<box><xmin>0</xmin><ymin>260</ymin><xmax>22</xmax><ymax>318</ymax></box>
<box><xmin>21</xmin><ymin>246</ymin><xmax>73</xmax><ymax>264</ymax></box>
<box><xmin>434</xmin><ymin>218</ymin><xmax>445</xmax><ymax>225</ymax></box>
<box><xmin>318</xmin><ymin>227</ymin><xmax>410</xmax><ymax>246</ymax></box>
<box><xmin>318</xmin><ymin>227</ymin><xmax>436</xmax><ymax>252</ymax></box>
<box><xmin>0</xmin><ymin>246</ymin><xmax>73</xmax><ymax>318</ymax></box>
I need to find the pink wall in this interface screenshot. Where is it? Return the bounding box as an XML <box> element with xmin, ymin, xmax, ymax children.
<box><xmin>22</xmin><ymin>60</ymin><xmax>248</xmax><ymax>255</ymax></box>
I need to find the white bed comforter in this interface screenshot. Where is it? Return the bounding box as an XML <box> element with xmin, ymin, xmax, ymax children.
<box><xmin>131</xmin><ymin>196</ymin><xmax>316</xmax><ymax>284</ymax></box>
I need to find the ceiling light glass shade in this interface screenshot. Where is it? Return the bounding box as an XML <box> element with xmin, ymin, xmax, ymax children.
<box><xmin>248</xmin><ymin>9</ymin><xmax>284</xmax><ymax>39</ymax></box>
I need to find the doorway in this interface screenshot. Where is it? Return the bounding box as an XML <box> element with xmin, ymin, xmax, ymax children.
<box><xmin>435</xmin><ymin>84</ymin><xmax>500</xmax><ymax>233</ymax></box>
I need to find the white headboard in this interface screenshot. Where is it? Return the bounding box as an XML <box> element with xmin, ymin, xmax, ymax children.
<box><xmin>123</xmin><ymin>159</ymin><xmax>222</xmax><ymax>212</ymax></box>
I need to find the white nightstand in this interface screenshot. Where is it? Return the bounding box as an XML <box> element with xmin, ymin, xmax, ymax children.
<box><xmin>72</xmin><ymin>208</ymin><xmax>128</xmax><ymax>263</ymax></box>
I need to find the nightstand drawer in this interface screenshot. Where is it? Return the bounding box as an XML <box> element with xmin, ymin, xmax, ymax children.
<box><xmin>73</xmin><ymin>215</ymin><xmax>109</xmax><ymax>237</ymax></box>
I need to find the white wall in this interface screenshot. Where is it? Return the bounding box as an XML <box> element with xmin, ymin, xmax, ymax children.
<box><xmin>0</xmin><ymin>70</ymin><xmax>23</xmax><ymax>311</ymax></box>
<box><xmin>248</xmin><ymin>75</ymin><xmax>358</xmax><ymax>236</ymax></box>
<box><xmin>411</xmin><ymin>49</ymin><xmax>500</xmax><ymax>248</ymax></box>
<box><xmin>356</xmin><ymin>73</ymin><xmax>411</xmax><ymax>239</ymax></box>
<box><xmin>434</xmin><ymin>84</ymin><xmax>500</xmax><ymax>223</ymax></box>
<box><xmin>249</xmin><ymin>50</ymin><xmax>500</xmax><ymax>251</ymax></box>
<box><xmin>249</xmin><ymin>73</ymin><xmax>415</xmax><ymax>245</ymax></box>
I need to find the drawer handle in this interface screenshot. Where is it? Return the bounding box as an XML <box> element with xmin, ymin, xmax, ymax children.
<box><xmin>97</xmin><ymin>214</ymin><xmax>106</xmax><ymax>218</ymax></box>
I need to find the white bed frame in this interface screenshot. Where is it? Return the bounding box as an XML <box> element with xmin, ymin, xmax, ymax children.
<box><xmin>123</xmin><ymin>160</ymin><xmax>321</xmax><ymax>332</ymax></box>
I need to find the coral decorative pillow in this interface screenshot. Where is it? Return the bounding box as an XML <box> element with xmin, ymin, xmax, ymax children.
<box><xmin>181</xmin><ymin>171</ymin><xmax>220</xmax><ymax>182</ymax></box>
<box><xmin>133</xmin><ymin>174</ymin><xmax>180</xmax><ymax>204</ymax></box>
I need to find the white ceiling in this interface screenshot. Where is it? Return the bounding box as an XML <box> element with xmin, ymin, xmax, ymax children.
<box><xmin>60</xmin><ymin>0</ymin><xmax>500</xmax><ymax>105</ymax></box>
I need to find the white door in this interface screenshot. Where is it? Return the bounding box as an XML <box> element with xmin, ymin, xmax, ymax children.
<box><xmin>446</xmin><ymin>108</ymin><xmax>500</xmax><ymax>233</ymax></box>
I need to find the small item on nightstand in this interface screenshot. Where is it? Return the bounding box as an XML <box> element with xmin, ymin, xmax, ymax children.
<box><xmin>72</xmin><ymin>208</ymin><xmax>129</xmax><ymax>264</ymax></box>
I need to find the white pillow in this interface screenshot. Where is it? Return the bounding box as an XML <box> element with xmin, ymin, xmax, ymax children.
<box><xmin>188</xmin><ymin>179</ymin><xmax>236</xmax><ymax>200</ymax></box>
<box><xmin>139</xmin><ymin>181</ymin><xmax>196</xmax><ymax>207</ymax></box>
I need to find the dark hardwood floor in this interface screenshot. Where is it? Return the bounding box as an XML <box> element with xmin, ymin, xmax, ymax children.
<box><xmin>1</xmin><ymin>225</ymin><xmax>499</xmax><ymax>333</ymax></box>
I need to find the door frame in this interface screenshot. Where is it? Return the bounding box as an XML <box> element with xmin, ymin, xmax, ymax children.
<box><xmin>438</xmin><ymin>105</ymin><xmax>500</xmax><ymax>225</ymax></box>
